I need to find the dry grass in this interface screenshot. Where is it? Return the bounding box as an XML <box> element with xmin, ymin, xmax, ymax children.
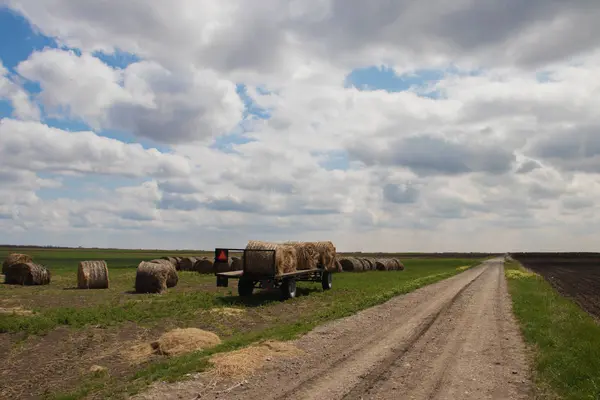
<box><xmin>77</xmin><ymin>261</ymin><xmax>109</xmax><ymax>289</ymax></box>
<box><xmin>0</xmin><ymin>306</ymin><xmax>33</xmax><ymax>316</ymax></box>
<box><xmin>207</xmin><ymin>340</ymin><xmax>303</xmax><ymax>379</ymax></box>
<box><xmin>208</xmin><ymin>307</ymin><xmax>246</xmax><ymax>317</ymax></box>
<box><xmin>151</xmin><ymin>328</ymin><xmax>221</xmax><ymax>356</ymax></box>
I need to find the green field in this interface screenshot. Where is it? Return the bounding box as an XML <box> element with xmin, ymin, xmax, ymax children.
<box><xmin>0</xmin><ymin>247</ymin><xmax>482</xmax><ymax>399</ymax></box>
<box><xmin>505</xmin><ymin>260</ymin><xmax>600</xmax><ymax>400</ymax></box>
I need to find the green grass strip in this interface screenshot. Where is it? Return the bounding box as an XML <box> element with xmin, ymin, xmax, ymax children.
<box><xmin>505</xmin><ymin>260</ymin><xmax>600</xmax><ymax>400</ymax></box>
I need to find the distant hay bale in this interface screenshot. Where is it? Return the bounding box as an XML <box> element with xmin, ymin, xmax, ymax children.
<box><xmin>77</xmin><ymin>261</ymin><xmax>109</xmax><ymax>289</ymax></box>
<box><xmin>4</xmin><ymin>263</ymin><xmax>51</xmax><ymax>285</ymax></box>
<box><xmin>178</xmin><ymin>257</ymin><xmax>198</xmax><ymax>271</ymax></box>
<box><xmin>374</xmin><ymin>259</ymin><xmax>389</xmax><ymax>271</ymax></box>
<box><xmin>334</xmin><ymin>258</ymin><xmax>343</xmax><ymax>272</ymax></box>
<box><xmin>149</xmin><ymin>259</ymin><xmax>178</xmax><ymax>287</ymax></box>
<box><xmin>339</xmin><ymin>257</ymin><xmax>364</xmax><ymax>272</ymax></box>
<box><xmin>285</xmin><ymin>242</ymin><xmax>319</xmax><ymax>271</ymax></box>
<box><xmin>245</xmin><ymin>240</ymin><xmax>297</xmax><ymax>276</ymax></box>
<box><xmin>160</xmin><ymin>257</ymin><xmax>178</xmax><ymax>269</ymax></box>
<box><xmin>313</xmin><ymin>241</ymin><xmax>337</xmax><ymax>271</ymax></box>
<box><xmin>396</xmin><ymin>259</ymin><xmax>405</xmax><ymax>271</ymax></box>
<box><xmin>151</xmin><ymin>328</ymin><xmax>221</xmax><ymax>356</ymax></box>
<box><xmin>2</xmin><ymin>253</ymin><xmax>32</xmax><ymax>275</ymax></box>
<box><xmin>361</xmin><ymin>258</ymin><xmax>375</xmax><ymax>271</ymax></box>
<box><xmin>135</xmin><ymin>261</ymin><xmax>178</xmax><ymax>293</ymax></box>
<box><xmin>173</xmin><ymin>257</ymin><xmax>183</xmax><ymax>270</ymax></box>
<box><xmin>231</xmin><ymin>257</ymin><xmax>243</xmax><ymax>271</ymax></box>
<box><xmin>195</xmin><ymin>257</ymin><xmax>214</xmax><ymax>274</ymax></box>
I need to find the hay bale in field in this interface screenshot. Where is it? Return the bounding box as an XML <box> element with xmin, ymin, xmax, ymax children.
<box><xmin>160</xmin><ymin>256</ymin><xmax>178</xmax><ymax>268</ymax></box>
<box><xmin>396</xmin><ymin>259</ymin><xmax>405</xmax><ymax>271</ymax></box>
<box><xmin>178</xmin><ymin>257</ymin><xmax>197</xmax><ymax>271</ymax></box>
<box><xmin>77</xmin><ymin>261</ymin><xmax>109</xmax><ymax>289</ymax></box>
<box><xmin>285</xmin><ymin>242</ymin><xmax>319</xmax><ymax>271</ymax></box>
<box><xmin>151</xmin><ymin>328</ymin><xmax>221</xmax><ymax>356</ymax></box>
<box><xmin>195</xmin><ymin>257</ymin><xmax>214</xmax><ymax>274</ymax></box>
<box><xmin>334</xmin><ymin>258</ymin><xmax>343</xmax><ymax>272</ymax></box>
<box><xmin>339</xmin><ymin>257</ymin><xmax>363</xmax><ymax>272</ymax></box>
<box><xmin>2</xmin><ymin>253</ymin><xmax>33</xmax><ymax>275</ymax></box>
<box><xmin>149</xmin><ymin>259</ymin><xmax>178</xmax><ymax>287</ymax></box>
<box><xmin>361</xmin><ymin>258</ymin><xmax>375</xmax><ymax>271</ymax></box>
<box><xmin>374</xmin><ymin>259</ymin><xmax>389</xmax><ymax>271</ymax></box>
<box><xmin>135</xmin><ymin>261</ymin><xmax>178</xmax><ymax>293</ymax></box>
<box><xmin>245</xmin><ymin>240</ymin><xmax>297</xmax><ymax>276</ymax></box>
<box><xmin>231</xmin><ymin>256</ymin><xmax>243</xmax><ymax>271</ymax></box>
<box><xmin>4</xmin><ymin>263</ymin><xmax>51</xmax><ymax>285</ymax></box>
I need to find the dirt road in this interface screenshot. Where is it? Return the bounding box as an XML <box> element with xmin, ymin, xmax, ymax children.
<box><xmin>135</xmin><ymin>258</ymin><xmax>532</xmax><ymax>400</ymax></box>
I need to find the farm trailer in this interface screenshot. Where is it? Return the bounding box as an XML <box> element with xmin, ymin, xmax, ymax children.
<box><xmin>214</xmin><ymin>248</ymin><xmax>333</xmax><ymax>300</ymax></box>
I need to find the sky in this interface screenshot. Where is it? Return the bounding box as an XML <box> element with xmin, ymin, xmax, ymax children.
<box><xmin>0</xmin><ymin>1</ymin><xmax>599</xmax><ymax>252</ymax></box>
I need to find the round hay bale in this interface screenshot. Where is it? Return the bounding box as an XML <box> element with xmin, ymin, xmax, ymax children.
<box><xmin>231</xmin><ymin>257</ymin><xmax>243</xmax><ymax>271</ymax></box>
<box><xmin>339</xmin><ymin>257</ymin><xmax>363</xmax><ymax>272</ymax></box>
<box><xmin>361</xmin><ymin>258</ymin><xmax>375</xmax><ymax>271</ymax></box>
<box><xmin>195</xmin><ymin>258</ymin><xmax>214</xmax><ymax>274</ymax></box>
<box><xmin>77</xmin><ymin>261</ymin><xmax>109</xmax><ymax>289</ymax></box>
<box><xmin>396</xmin><ymin>259</ymin><xmax>405</xmax><ymax>271</ymax></box>
<box><xmin>312</xmin><ymin>241</ymin><xmax>337</xmax><ymax>271</ymax></box>
<box><xmin>285</xmin><ymin>242</ymin><xmax>319</xmax><ymax>271</ymax></box>
<box><xmin>374</xmin><ymin>259</ymin><xmax>389</xmax><ymax>271</ymax></box>
<box><xmin>149</xmin><ymin>259</ymin><xmax>178</xmax><ymax>287</ymax></box>
<box><xmin>334</xmin><ymin>258</ymin><xmax>343</xmax><ymax>272</ymax></box>
<box><xmin>135</xmin><ymin>261</ymin><xmax>177</xmax><ymax>293</ymax></box>
<box><xmin>245</xmin><ymin>240</ymin><xmax>297</xmax><ymax>276</ymax></box>
<box><xmin>2</xmin><ymin>253</ymin><xmax>32</xmax><ymax>275</ymax></box>
<box><xmin>178</xmin><ymin>257</ymin><xmax>197</xmax><ymax>271</ymax></box>
<box><xmin>4</xmin><ymin>263</ymin><xmax>51</xmax><ymax>285</ymax></box>
<box><xmin>161</xmin><ymin>256</ymin><xmax>178</xmax><ymax>268</ymax></box>
<box><xmin>151</xmin><ymin>328</ymin><xmax>221</xmax><ymax>356</ymax></box>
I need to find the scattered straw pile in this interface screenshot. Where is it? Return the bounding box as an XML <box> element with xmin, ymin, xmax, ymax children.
<box><xmin>245</xmin><ymin>240</ymin><xmax>297</xmax><ymax>276</ymax></box>
<box><xmin>77</xmin><ymin>261</ymin><xmax>109</xmax><ymax>289</ymax></box>
<box><xmin>135</xmin><ymin>261</ymin><xmax>178</xmax><ymax>293</ymax></box>
<box><xmin>285</xmin><ymin>242</ymin><xmax>319</xmax><ymax>270</ymax></box>
<box><xmin>151</xmin><ymin>328</ymin><xmax>221</xmax><ymax>356</ymax></box>
<box><xmin>0</xmin><ymin>306</ymin><xmax>33</xmax><ymax>316</ymax></box>
<box><xmin>179</xmin><ymin>257</ymin><xmax>198</xmax><ymax>271</ymax></box>
<box><xmin>2</xmin><ymin>253</ymin><xmax>32</xmax><ymax>275</ymax></box>
<box><xmin>208</xmin><ymin>340</ymin><xmax>303</xmax><ymax>379</ymax></box>
<box><xmin>4</xmin><ymin>263</ymin><xmax>51</xmax><ymax>285</ymax></box>
<box><xmin>231</xmin><ymin>257</ymin><xmax>243</xmax><ymax>271</ymax></box>
<box><xmin>209</xmin><ymin>307</ymin><xmax>245</xmax><ymax>317</ymax></box>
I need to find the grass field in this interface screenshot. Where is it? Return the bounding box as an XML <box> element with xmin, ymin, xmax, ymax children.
<box><xmin>505</xmin><ymin>259</ymin><xmax>600</xmax><ymax>400</ymax></box>
<box><xmin>0</xmin><ymin>247</ymin><xmax>483</xmax><ymax>399</ymax></box>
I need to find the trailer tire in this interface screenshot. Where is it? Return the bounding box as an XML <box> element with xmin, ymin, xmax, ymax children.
<box><xmin>281</xmin><ymin>278</ymin><xmax>297</xmax><ymax>300</ymax></box>
<box><xmin>238</xmin><ymin>278</ymin><xmax>254</xmax><ymax>297</ymax></box>
<box><xmin>321</xmin><ymin>271</ymin><xmax>332</xmax><ymax>290</ymax></box>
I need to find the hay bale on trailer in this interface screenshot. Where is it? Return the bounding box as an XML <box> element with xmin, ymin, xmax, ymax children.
<box><xmin>245</xmin><ymin>240</ymin><xmax>297</xmax><ymax>276</ymax></box>
<box><xmin>285</xmin><ymin>242</ymin><xmax>319</xmax><ymax>271</ymax></box>
<box><xmin>77</xmin><ymin>261</ymin><xmax>109</xmax><ymax>289</ymax></box>
<box><xmin>231</xmin><ymin>257</ymin><xmax>243</xmax><ymax>271</ymax></box>
<box><xmin>179</xmin><ymin>257</ymin><xmax>197</xmax><ymax>271</ymax></box>
<box><xmin>313</xmin><ymin>241</ymin><xmax>337</xmax><ymax>271</ymax></box>
<box><xmin>135</xmin><ymin>261</ymin><xmax>178</xmax><ymax>294</ymax></box>
<box><xmin>2</xmin><ymin>253</ymin><xmax>33</xmax><ymax>275</ymax></box>
<box><xmin>339</xmin><ymin>257</ymin><xmax>364</xmax><ymax>272</ymax></box>
<box><xmin>4</xmin><ymin>263</ymin><xmax>51</xmax><ymax>285</ymax></box>
<box><xmin>195</xmin><ymin>257</ymin><xmax>214</xmax><ymax>274</ymax></box>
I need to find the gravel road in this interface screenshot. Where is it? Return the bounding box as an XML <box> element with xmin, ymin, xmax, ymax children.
<box><xmin>135</xmin><ymin>258</ymin><xmax>532</xmax><ymax>400</ymax></box>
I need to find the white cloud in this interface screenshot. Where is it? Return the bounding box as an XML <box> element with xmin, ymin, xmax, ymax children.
<box><xmin>16</xmin><ymin>49</ymin><xmax>245</xmax><ymax>143</ymax></box>
<box><xmin>0</xmin><ymin>60</ymin><xmax>40</xmax><ymax>120</ymax></box>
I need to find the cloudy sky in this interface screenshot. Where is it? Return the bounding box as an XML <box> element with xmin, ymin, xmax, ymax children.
<box><xmin>0</xmin><ymin>1</ymin><xmax>599</xmax><ymax>252</ymax></box>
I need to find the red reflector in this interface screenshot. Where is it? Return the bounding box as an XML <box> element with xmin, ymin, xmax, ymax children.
<box><xmin>217</xmin><ymin>250</ymin><xmax>228</xmax><ymax>262</ymax></box>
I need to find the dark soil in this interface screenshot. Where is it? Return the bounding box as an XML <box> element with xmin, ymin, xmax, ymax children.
<box><xmin>511</xmin><ymin>253</ymin><xmax>600</xmax><ymax>320</ymax></box>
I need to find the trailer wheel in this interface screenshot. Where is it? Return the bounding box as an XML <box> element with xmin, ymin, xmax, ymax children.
<box><xmin>238</xmin><ymin>278</ymin><xmax>254</xmax><ymax>297</ymax></box>
<box><xmin>321</xmin><ymin>271</ymin><xmax>332</xmax><ymax>290</ymax></box>
<box><xmin>281</xmin><ymin>278</ymin><xmax>297</xmax><ymax>300</ymax></box>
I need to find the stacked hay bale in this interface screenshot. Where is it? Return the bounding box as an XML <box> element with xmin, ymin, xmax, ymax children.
<box><xmin>285</xmin><ymin>242</ymin><xmax>319</xmax><ymax>271</ymax></box>
<box><xmin>313</xmin><ymin>241</ymin><xmax>337</xmax><ymax>271</ymax></box>
<box><xmin>2</xmin><ymin>253</ymin><xmax>32</xmax><ymax>275</ymax></box>
<box><xmin>195</xmin><ymin>257</ymin><xmax>215</xmax><ymax>274</ymax></box>
<box><xmin>77</xmin><ymin>261</ymin><xmax>109</xmax><ymax>289</ymax></box>
<box><xmin>244</xmin><ymin>240</ymin><xmax>297</xmax><ymax>276</ymax></box>
<box><xmin>4</xmin><ymin>262</ymin><xmax>51</xmax><ymax>285</ymax></box>
<box><xmin>135</xmin><ymin>260</ymin><xmax>178</xmax><ymax>294</ymax></box>
<box><xmin>178</xmin><ymin>257</ymin><xmax>197</xmax><ymax>271</ymax></box>
<box><xmin>231</xmin><ymin>257</ymin><xmax>243</xmax><ymax>271</ymax></box>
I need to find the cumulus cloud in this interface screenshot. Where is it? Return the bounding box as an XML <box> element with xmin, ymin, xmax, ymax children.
<box><xmin>0</xmin><ymin>61</ymin><xmax>40</xmax><ymax>120</ymax></box>
<box><xmin>16</xmin><ymin>49</ymin><xmax>245</xmax><ymax>143</ymax></box>
<box><xmin>0</xmin><ymin>119</ymin><xmax>191</xmax><ymax>178</ymax></box>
